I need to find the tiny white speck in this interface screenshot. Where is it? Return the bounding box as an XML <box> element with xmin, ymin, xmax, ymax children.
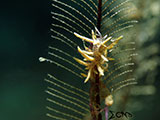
<box><xmin>109</xmin><ymin>49</ymin><xmax>113</xmax><ymax>52</ymax></box>
<box><xmin>39</xmin><ymin>57</ymin><xmax>46</xmax><ymax>62</ymax></box>
<box><xmin>111</xmin><ymin>39</ymin><xmax>115</xmax><ymax>42</ymax></box>
<box><xmin>111</xmin><ymin>88</ymin><xmax>114</xmax><ymax>92</ymax></box>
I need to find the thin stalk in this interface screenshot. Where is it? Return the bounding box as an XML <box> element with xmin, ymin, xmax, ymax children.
<box><xmin>97</xmin><ymin>0</ymin><xmax>102</xmax><ymax>30</ymax></box>
<box><xmin>89</xmin><ymin>68</ymin><xmax>102</xmax><ymax>120</ymax></box>
<box><xmin>89</xmin><ymin>1</ymin><xmax>103</xmax><ymax>120</ymax></box>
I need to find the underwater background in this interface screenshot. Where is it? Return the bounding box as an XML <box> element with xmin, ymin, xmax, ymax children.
<box><xmin>0</xmin><ymin>0</ymin><xmax>160</xmax><ymax>120</ymax></box>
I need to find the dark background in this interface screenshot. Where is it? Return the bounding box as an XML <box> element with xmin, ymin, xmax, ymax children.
<box><xmin>0</xmin><ymin>0</ymin><xmax>160</xmax><ymax>120</ymax></box>
<box><xmin>0</xmin><ymin>0</ymin><xmax>51</xmax><ymax>120</ymax></box>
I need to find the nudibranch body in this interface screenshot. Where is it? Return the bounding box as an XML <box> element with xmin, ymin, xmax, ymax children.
<box><xmin>74</xmin><ymin>27</ymin><xmax>123</xmax><ymax>83</ymax></box>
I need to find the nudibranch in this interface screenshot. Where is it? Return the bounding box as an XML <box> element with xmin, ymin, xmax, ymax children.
<box><xmin>74</xmin><ymin>27</ymin><xmax>123</xmax><ymax>83</ymax></box>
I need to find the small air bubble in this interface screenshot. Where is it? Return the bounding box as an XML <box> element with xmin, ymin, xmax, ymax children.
<box><xmin>39</xmin><ymin>57</ymin><xmax>46</xmax><ymax>62</ymax></box>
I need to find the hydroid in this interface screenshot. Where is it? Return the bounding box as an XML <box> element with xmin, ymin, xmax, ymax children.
<box><xmin>40</xmin><ymin>0</ymin><xmax>138</xmax><ymax>119</ymax></box>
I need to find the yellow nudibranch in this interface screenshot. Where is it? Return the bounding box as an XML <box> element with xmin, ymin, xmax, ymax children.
<box><xmin>74</xmin><ymin>27</ymin><xmax>123</xmax><ymax>83</ymax></box>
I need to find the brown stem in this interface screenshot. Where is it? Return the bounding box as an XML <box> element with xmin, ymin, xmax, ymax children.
<box><xmin>89</xmin><ymin>1</ymin><xmax>102</xmax><ymax>119</ymax></box>
<box><xmin>89</xmin><ymin>68</ymin><xmax>102</xmax><ymax>120</ymax></box>
<box><xmin>97</xmin><ymin>0</ymin><xmax>102</xmax><ymax>31</ymax></box>
<box><xmin>95</xmin><ymin>73</ymin><xmax>102</xmax><ymax>120</ymax></box>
